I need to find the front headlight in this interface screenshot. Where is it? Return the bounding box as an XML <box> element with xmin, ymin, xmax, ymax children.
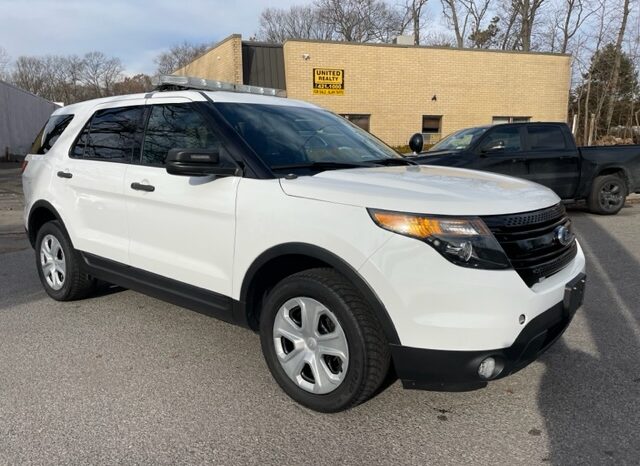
<box><xmin>368</xmin><ymin>209</ymin><xmax>511</xmax><ymax>270</ymax></box>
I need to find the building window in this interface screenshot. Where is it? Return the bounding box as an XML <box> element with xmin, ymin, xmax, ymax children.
<box><xmin>422</xmin><ymin>115</ymin><xmax>442</xmax><ymax>134</ymax></box>
<box><xmin>421</xmin><ymin>115</ymin><xmax>442</xmax><ymax>144</ymax></box>
<box><xmin>493</xmin><ymin>116</ymin><xmax>531</xmax><ymax>124</ymax></box>
<box><xmin>341</xmin><ymin>114</ymin><xmax>370</xmax><ymax>132</ymax></box>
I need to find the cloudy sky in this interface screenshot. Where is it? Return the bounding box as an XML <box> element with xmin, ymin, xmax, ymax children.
<box><xmin>0</xmin><ymin>0</ymin><xmax>303</xmax><ymax>74</ymax></box>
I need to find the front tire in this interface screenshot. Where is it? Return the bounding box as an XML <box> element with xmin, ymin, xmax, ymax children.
<box><xmin>588</xmin><ymin>174</ymin><xmax>627</xmax><ymax>215</ymax></box>
<box><xmin>259</xmin><ymin>268</ymin><xmax>390</xmax><ymax>412</ymax></box>
<box><xmin>35</xmin><ymin>220</ymin><xmax>96</xmax><ymax>301</ymax></box>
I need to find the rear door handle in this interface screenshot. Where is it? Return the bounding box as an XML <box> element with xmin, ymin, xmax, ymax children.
<box><xmin>130</xmin><ymin>182</ymin><xmax>155</xmax><ymax>192</ymax></box>
<box><xmin>57</xmin><ymin>171</ymin><xmax>72</xmax><ymax>179</ymax></box>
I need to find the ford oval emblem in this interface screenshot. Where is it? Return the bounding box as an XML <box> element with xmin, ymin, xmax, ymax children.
<box><xmin>554</xmin><ymin>225</ymin><xmax>574</xmax><ymax>246</ymax></box>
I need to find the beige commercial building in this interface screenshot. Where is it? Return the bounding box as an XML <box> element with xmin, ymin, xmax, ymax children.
<box><xmin>175</xmin><ymin>34</ymin><xmax>571</xmax><ymax>147</ymax></box>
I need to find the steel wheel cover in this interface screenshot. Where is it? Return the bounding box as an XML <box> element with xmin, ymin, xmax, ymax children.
<box><xmin>40</xmin><ymin>234</ymin><xmax>66</xmax><ymax>290</ymax></box>
<box><xmin>273</xmin><ymin>297</ymin><xmax>349</xmax><ymax>394</ymax></box>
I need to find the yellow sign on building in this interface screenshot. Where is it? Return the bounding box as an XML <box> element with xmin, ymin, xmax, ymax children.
<box><xmin>313</xmin><ymin>68</ymin><xmax>344</xmax><ymax>95</ymax></box>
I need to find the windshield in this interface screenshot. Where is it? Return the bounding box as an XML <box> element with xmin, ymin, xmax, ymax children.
<box><xmin>214</xmin><ymin>103</ymin><xmax>403</xmax><ymax>172</ymax></box>
<box><xmin>428</xmin><ymin>126</ymin><xmax>488</xmax><ymax>152</ymax></box>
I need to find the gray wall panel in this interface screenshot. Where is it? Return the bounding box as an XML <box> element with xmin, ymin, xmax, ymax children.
<box><xmin>242</xmin><ymin>43</ymin><xmax>286</xmax><ymax>90</ymax></box>
<box><xmin>0</xmin><ymin>80</ymin><xmax>58</xmax><ymax>158</ymax></box>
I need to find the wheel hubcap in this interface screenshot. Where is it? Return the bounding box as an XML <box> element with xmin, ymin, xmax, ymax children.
<box><xmin>40</xmin><ymin>234</ymin><xmax>66</xmax><ymax>290</ymax></box>
<box><xmin>273</xmin><ymin>297</ymin><xmax>349</xmax><ymax>394</ymax></box>
<box><xmin>599</xmin><ymin>182</ymin><xmax>624</xmax><ymax>210</ymax></box>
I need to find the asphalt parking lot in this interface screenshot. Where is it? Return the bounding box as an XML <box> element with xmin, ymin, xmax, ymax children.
<box><xmin>1</xmin><ymin>166</ymin><xmax>639</xmax><ymax>465</ymax></box>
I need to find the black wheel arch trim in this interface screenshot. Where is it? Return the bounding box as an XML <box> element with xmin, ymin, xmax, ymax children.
<box><xmin>27</xmin><ymin>200</ymin><xmax>68</xmax><ymax>248</ymax></box>
<box><xmin>237</xmin><ymin>242</ymin><xmax>401</xmax><ymax>345</ymax></box>
<box><xmin>595</xmin><ymin>165</ymin><xmax>632</xmax><ymax>189</ymax></box>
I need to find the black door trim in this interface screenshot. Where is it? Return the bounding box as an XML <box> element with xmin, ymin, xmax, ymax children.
<box><xmin>80</xmin><ymin>252</ymin><xmax>239</xmax><ymax>325</ymax></box>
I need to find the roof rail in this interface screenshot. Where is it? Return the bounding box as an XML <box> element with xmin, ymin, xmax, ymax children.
<box><xmin>152</xmin><ymin>75</ymin><xmax>287</xmax><ymax>98</ymax></box>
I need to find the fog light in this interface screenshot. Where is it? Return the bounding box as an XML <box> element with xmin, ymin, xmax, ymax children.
<box><xmin>478</xmin><ymin>357</ymin><xmax>496</xmax><ymax>380</ymax></box>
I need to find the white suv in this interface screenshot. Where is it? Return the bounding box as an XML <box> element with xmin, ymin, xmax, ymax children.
<box><xmin>22</xmin><ymin>76</ymin><xmax>586</xmax><ymax>412</ymax></box>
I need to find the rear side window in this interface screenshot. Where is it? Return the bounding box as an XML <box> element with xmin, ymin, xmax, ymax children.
<box><xmin>71</xmin><ymin>106</ymin><xmax>144</xmax><ymax>161</ymax></box>
<box><xmin>527</xmin><ymin>125</ymin><xmax>566</xmax><ymax>150</ymax></box>
<box><xmin>141</xmin><ymin>104</ymin><xmax>221</xmax><ymax>165</ymax></box>
<box><xmin>30</xmin><ymin>114</ymin><xmax>74</xmax><ymax>154</ymax></box>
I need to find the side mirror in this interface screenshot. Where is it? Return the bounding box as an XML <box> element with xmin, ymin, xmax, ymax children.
<box><xmin>409</xmin><ymin>133</ymin><xmax>424</xmax><ymax>154</ymax></box>
<box><xmin>480</xmin><ymin>140</ymin><xmax>505</xmax><ymax>155</ymax></box>
<box><xmin>165</xmin><ymin>148</ymin><xmax>242</xmax><ymax>177</ymax></box>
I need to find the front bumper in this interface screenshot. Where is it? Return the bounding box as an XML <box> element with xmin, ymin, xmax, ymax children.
<box><xmin>392</xmin><ymin>273</ymin><xmax>586</xmax><ymax>391</ymax></box>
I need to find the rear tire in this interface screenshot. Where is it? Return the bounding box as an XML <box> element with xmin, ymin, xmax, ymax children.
<box><xmin>35</xmin><ymin>220</ymin><xmax>96</xmax><ymax>301</ymax></box>
<box><xmin>259</xmin><ymin>268</ymin><xmax>391</xmax><ymax>412</ymax></box>
<box><xmin>588</xmin><ymin>174</ymin><xmax>627</xmax><ymax>215</ymax></box>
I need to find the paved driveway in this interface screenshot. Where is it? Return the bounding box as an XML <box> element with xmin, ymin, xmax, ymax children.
<box><xmin>0</xmin><ymin>166</ymin><xmax>639</xmax><ymax>464</ymax></box>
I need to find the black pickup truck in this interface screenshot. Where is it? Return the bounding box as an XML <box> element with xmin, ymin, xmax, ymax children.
<box><xmin>407</xmin><ymin>122</ymin><xmax>640</xmax><ymax>214</ymax></box>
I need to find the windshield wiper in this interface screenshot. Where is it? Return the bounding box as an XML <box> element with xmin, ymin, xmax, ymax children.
<box><xmin>271</xmin><ymin>161</ymin><xmax>374</xmax><ymax>171</ymax></box>
<box><xmin>369</xmin><ymin>158</ymin><xmax>418</xmax><ymax>166</ymax></box>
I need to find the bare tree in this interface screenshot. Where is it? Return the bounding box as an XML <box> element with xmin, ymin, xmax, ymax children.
<box><xmin>465</xmin><ymin>0</ymin><xmax>498</xmax><ymax>47</ymax></box>
<box><xmin>583</xmin><ymin>0</ymin><xmax>615</xmax><ymax>142</ymax></box>
<box><xmin>0</xmin><ymin>46</ymin><xmax>10</xmax><ymax>79</ymax></box>
<box><xmin>603</xmin><ymin>0</ymin><xmax>632</xmax><ymax>132</ymax></box>
<box><xmin>498</xmin><ymin>0</ymin><xmax>546</xmax><ymax>51</ymax></box>
<box><xmin>518</xmin><ymin>0</ymin><xmax>546</xmax><ymax>51</ymax></box>
<box><xmin>11</xmin><ymin>56</ymin><xmax>49</xmax><ymax>96</ymax></box>
<box><xmin>400</xmin><ymin>0</ymin><xmax>430</xmax><ymax>45</ymax></box>
<box><xmin>112</xmin><ymin>74</ymin><xmax>152</xmax><ymax>95</ymax></box>
<box><xmin>81</xmin><ymin>51</ymin><xmax>123</xmax><ymax>97</ymax></box>
<box><xmin>423</xmin><ymin>31</ymin><xmax>457</xmax><ymax>46</ymax></box>
<box><xmin>441</xmin><ymin>0</ymin><xmax>498</xmax><ymax>48</ymax></box>
<box><xmin>11</xmin><ymin>52</ymin><xmax>130</xmax><ymax>103</ymax></box>
<box><xmin>154</xmin><ymin>41</ymin><xmax>209</xmax><ymax>75</ymax></box>
<box><xmin>440</xmin><ymin>0</ymin><xmax>469</xmax><ymax>47</ymax></box>
<box><xmin>258</xmin><ymin>6</ymin><xmax>334</xmax><ymax>42</ymax></box>
<box><xmin>557</xmin><ymin>0</ymin><xmax>592</xmax><ymax>53</ymax></box>
<box><xmin>315</xmin><ymin>0</ymin><xmax>406</xmax><ymax>43</ymax></box>
<box><xmin>543</xmin><ymin>0</ymin><xmax>593</xmax><ymax>53</ymax></box>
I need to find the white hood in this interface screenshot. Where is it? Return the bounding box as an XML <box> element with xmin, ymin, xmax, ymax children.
<box><xmin>279</xmin><ymin>165</ymin><xmax>560</xmax><ymax>216</ymax></box>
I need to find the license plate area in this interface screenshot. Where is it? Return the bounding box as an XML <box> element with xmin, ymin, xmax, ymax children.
<box><xmin>563</xmin><ymin>273</ymin><xmax>586</xmax><ymax>318</ymax></box>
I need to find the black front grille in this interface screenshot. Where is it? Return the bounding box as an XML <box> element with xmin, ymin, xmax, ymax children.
<box><xmin>482</xmin><ymin>204</ymin><xmax>577</xmax><ymax>287</ymax></box>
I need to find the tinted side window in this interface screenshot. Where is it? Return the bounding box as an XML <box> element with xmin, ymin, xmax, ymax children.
<box><xmin>31</xmin><ymin>114</ymin><xmax>74</xmax><ymax>154</ymax></box>
<box><xmin>527</xmin><ymin>125</ymin><xmax>566</xmax><ymax>150</ymax></box>
<box><xmin>480</xmin><ymin>126</ymin><xmax>522</xmax><ymax>153</ymax></box>
<box><xmin>142</xmin><ymin>104</ymin><xmax>221</xmax><ymax>165</ymax></box>
<box><xmin>71</xmin><ymin>125</ymin><xmax>89</xmax><ymax>158</ymax></box>
<box><xmin>72</xmin><ymin>106</ymin><xmax>144</xmax><ymax>161</ymax></box>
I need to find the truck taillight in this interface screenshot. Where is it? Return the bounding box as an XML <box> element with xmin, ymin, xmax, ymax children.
<box><xmin>20</xmin><ymin>159</ymin><xmax>28</xmax><ymax>173</ymax></box>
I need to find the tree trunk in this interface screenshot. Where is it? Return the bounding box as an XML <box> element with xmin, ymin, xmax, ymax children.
<box><xmin>582</xmin><ymin>73</ymin><xmax>592</xmax><ymax>145</ymax></box>
<box><xmin>413</xmin><ymin>5</ymin><xmax>420</xmax><ymax>45</ymax></box>
<box><xmin>603</xmin><ymin>0</ymin><xmax>631</xmax><ymax>132</ymax></box>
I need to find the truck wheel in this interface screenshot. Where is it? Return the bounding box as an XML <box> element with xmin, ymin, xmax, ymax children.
<box><xmin>588</xmin><ymin>174</ymin><xmax>627</xmax><ymax>215</ymax></box>
<box><xmin>259</xmin><ymin>268</ymin><xmax>390</xmax><ymax>412</ymax></box>
<box><xmin>35</xmin><ymin>220</ymin><xmax>96</xmax><ymax>301</ymax></box>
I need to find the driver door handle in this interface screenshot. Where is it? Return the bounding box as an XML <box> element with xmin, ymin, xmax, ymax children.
<box><xmin>57</xmin><ymin>171</ymin><xmax>72</xmax><ymax>179</ymax></box>
<box><xmin>130</xmin><ymin>182</ymin><xmax>155</xmax><ymax>192</ymax></box>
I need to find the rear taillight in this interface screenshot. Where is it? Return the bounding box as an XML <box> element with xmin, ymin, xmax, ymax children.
<box><xmin>20</xmin><ymin>159</ymin><xmax>28</xmax><ymax>173</ymax></box>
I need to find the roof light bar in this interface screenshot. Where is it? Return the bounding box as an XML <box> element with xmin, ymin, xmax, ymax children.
<box><xmin>152</xmin><ymin>75</ymin><xmax>287</xmax><ymax>97</ymax></box>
